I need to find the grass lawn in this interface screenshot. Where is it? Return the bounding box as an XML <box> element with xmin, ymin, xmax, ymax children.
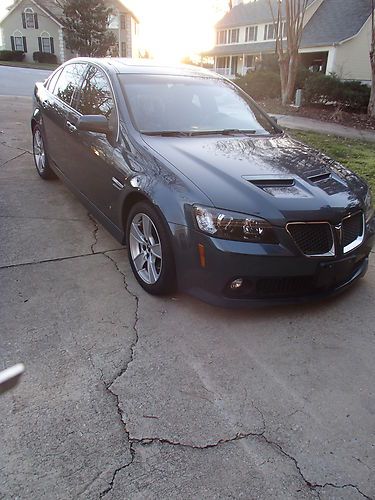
<box><xmin>290</xmin><ymin>130</ymin><xmax>375</xmax><ymax>192</ymax></box>
<box><xmin>0</xmin><ymin>60</ymin><xmax>57</xmax><ymax>70</ymax></box>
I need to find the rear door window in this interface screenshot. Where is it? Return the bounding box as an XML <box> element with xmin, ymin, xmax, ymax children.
<box><xmin>52</xmin><ymin>63</ymin><xmax>88</xmax><ymax>107</ymax></box>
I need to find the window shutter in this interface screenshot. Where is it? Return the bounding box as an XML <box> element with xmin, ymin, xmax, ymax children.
<box><xmin>22</xmin><ymin>12</ymin><xmax>26</xmax><ymax>28</ymax></box>
<box><xmin>50</xmin><ymin>37</ymin><xmax>54</xmax><ymax>54</ymax></box>
<box><xmin>34</xmin><ymin>13</ymin><xmax>38</xmax><ymax>29</ymax></box>
<box><xmin>23</xmin><ymin>36</ymin><xmax>27</xmax><ymax>52</ymax></box>
<box><xmin>38</xmin><ymin>37</ymin><xmax>42</xmax><ymax>52</ymax></box>
<box><xmin>11</xmin><ymin>36</ymin><xmax>15</xmax><ymax>51</ymax></box>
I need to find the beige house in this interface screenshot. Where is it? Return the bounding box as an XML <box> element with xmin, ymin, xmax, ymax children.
<box><xmin>0</xmin><ymin>0</ymin><xmax>139</xmax><ymax>64</ymax></box>
<box><xmin>204</xmin><ymin>0</ymin><xmax>374</xmax><ymax>84</ymax></box>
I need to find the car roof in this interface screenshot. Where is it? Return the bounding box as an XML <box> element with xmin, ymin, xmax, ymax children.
<box><xmin>64</xmin><ymin>57</ymin><xmax>221</xmax><ymax>79</ymax></box>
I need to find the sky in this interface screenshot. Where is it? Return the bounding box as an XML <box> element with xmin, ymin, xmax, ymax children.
<box><xmin>0</xmin><ymin>0</ymin><xmax>234</xmax><ymax>61</ymax></box>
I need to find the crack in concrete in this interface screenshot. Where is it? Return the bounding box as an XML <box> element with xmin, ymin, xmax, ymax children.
<box><xmin>260</xmin><ymin>435</ymin><xmax>372</xmax><ymax>499</ymax></box>
<box><xmin>131</xmin><ymin>430</ymin><xmax>265</xmax><ymax>450</ymax></box>
<box><xmin>0</xmin><ymin>150</ymin><xmax>28</xmax><ymax>168</ymax></box>
<box><xmin>87</xmin><ymin>213</ymin><xmax>99</xmax><ymax>254</ymax></box>
<box><xmin>0</xmin><ymin>215</ymin><xmax>88</xmax><ymax>222</ymax></box>
<box><xmin>0</xmin><ymin>140</ymin><xmax>32</xmax><ymax>155</ymax></box>
<box><xmin>103</xmin><ymin>252</ymin><xmax>140</xmax><ymax>387</ymax></box>
<box><xmin>0</xmin><ymin>248</ymin><xmax>122</xmax><ymax>271</ymax></box>
<box><xmin>84</xmin><ymin>251</ymin><xmax>141</xmax><ymax>498</ymax></box>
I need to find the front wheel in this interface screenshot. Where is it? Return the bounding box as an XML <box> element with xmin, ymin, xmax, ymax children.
<box><xmin>32</xmin><ymin>125</ymin><xmax>56</xmax><ymax>180</ymax></box>
<box><xmin>126</xmin><ymin>202</ymin><xmax>177</xmax><ymax>295</ymax></box>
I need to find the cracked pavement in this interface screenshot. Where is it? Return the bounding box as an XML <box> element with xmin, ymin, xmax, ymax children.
<box><xmin>1</xmin><ymin>96</ymin><xmax>375</xmax><ymax>500</ymax></box>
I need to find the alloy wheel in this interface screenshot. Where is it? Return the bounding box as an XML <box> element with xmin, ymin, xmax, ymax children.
<box><xmin>129</xmin><ymin>213</ymin><xmax>163</xmax><ymax>284</ymax></box>
<box><xmin>33</xmin><ymin>129</ymin><xmax>46</xmax><ymax>174</ymax></box>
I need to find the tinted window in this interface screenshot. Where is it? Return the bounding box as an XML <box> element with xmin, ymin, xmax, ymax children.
<box><xmin>119</xmin><ymin>74</ymin><xmax>277</xmax><ymax>135</ymax></box>
<box><xmin>52</xmin><ymin>63</ymin><xmax>87</xmax><ymax>106</ymax></box>
<box><xmin>77</xmin><ymin>66</ymin><xmax>115</xmax><ymax>119</ymax></box>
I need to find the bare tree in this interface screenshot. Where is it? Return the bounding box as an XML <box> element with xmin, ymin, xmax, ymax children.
<box><xmin>368</xmin><ymin>0</ymin><xmax>375</xmax><ymax>117</ymax></box>
<box><xmin>268</xmin><ymin>0</ymin><xmax>308</xmax><ymax>105</ymax></box>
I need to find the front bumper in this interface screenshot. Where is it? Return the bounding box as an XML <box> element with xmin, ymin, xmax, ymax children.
<box><xmin>171</xmin><ymin>219</ymin><xmax>375</xmax><ymax>308</ymax></box>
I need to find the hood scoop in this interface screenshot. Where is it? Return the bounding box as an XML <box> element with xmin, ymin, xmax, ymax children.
<box><xmin>248</xmin><ymin>178</ymin><xmax>295</xmax><ymax>188</ymax></box>
<box><xmin>243</xmin><ymin>175</ymin><xmax>311</xmax><ymax>199</ymax></box>
<box><xmin>308</xmin><ymin>172</ymin><xmax>331</xmax><ymax>183</ymax></box>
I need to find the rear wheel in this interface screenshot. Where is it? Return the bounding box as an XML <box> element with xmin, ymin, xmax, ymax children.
<box><xmin>32</xmin><ymin>125</ymin><xmax>56</xmax><ymax>180</ymax></box>
<box><xmin>126</xmin><ymin>202</ymin><xmax>176</xmax><ymax>295</ymax></box>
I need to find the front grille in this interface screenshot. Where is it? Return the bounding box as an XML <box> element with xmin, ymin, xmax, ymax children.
<box><xmin>342</xmin><ymin>212</ymin><xmax>364</xmax><ymax>252</ymax></box>
<box><xmin>287</xmin><ymin>222</ymin><xmax>334</xmax><ymax>256</ymax></box>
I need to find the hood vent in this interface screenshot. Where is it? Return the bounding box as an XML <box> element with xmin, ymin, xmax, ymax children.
<box><xmin>308</xmin><ymin>172</ymin><xmax>331</xmax><ymax>183</ymax></box>
<box><xmin>247</xmin><ymin>178</ymin><xmax>295</xmax><ymax>188</ymax></box>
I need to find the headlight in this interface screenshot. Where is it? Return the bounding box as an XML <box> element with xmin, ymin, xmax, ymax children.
<box><xmin>193</xmin><ymin>205</ymin><xmax>278</xmax><ymax>243</ymax></box>
<box><xmin>365</xmin><ymin>190</ymin><xmax>374</xmax><ymax>222</ymax></box>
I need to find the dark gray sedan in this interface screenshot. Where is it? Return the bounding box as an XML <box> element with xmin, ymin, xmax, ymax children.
<box><xmin>31</xmin><ymin>58</ymin><xmax>374</xmax><ymax>306</ymax></box>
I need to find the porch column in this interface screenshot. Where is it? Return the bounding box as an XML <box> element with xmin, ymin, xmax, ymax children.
<box><xmin>326</xmin><ymin>47</ymin><xmax>336</xmax><ymax>75</ymax></box>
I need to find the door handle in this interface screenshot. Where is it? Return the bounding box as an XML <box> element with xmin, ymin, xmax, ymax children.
<box><xmin>66</xmin><ymin>120</ymin><xmax>77</xmax><ymax>133</ymax></box>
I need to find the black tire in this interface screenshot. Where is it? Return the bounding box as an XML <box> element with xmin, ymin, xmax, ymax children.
<box><xmin>32</xmin><ymin>124</ymin><xmax>56</xmax><ymax>180</ymax></box>
<box><xmin>126</xmin><ymin>201</ymin><xmax>177</xmax><ymax>295</ymax></box>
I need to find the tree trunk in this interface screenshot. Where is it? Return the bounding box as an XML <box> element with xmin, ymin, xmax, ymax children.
<box><xmin>279</xmin><ymin>55</ymin><xmax>289</xmax><ymax>105</ymax></box>
<box><xmin>285</xmin><ymin>52</ymin><xmax>299</xmax><ymax>103</ymax></box>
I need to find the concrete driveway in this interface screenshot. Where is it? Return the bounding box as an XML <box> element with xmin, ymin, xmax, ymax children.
<box><xmin>0</xmin><ymin>96</ymin><xmax>374</xmax><ymax>500</ymax></box>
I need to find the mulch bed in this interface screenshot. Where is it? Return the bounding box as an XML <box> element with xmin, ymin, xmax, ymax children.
<box><xmin>259</xmin><ymin>97</ymin><xmax>375</xmax><ymax>132</ymax></box>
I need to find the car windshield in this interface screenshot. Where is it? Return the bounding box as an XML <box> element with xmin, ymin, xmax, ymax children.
<box><xmin>118</xmin><ymin>74</ymin><xmax>278</xmax><ymax>136</ymax></box>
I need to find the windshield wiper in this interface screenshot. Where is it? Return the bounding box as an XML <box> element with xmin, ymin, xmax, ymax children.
<box><xmin>188</xmin><ymin>129</ymin><xmax>257</xmax><ymax>136</ymax></box>
<box><xmin>142</xmin><ymin>131</ymin><xmax>190</xmax><ymax>137</ymax></box>
<box><xmin>142</xmin><ymin>129</ymin><xmax>258</xmax><ymax>137</ymax></box>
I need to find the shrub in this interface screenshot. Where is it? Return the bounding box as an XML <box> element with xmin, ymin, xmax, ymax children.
<box><xmin>304</xmin><ymin>73</ymin><xmax>370</xmax><ymax>110</ymax></box>
<box><xmin>33</xmin><ymin>51</ymin><xmax>58</xmax><ymax>64</ymax></box>
<box><xmin>0</xmin><ymin>50</ymin><xmax>25</xmax><ymax>61</ymax></box>
<box><xmin>235</xmin><ymin>71</ymin><xmax>281</xmax><ymax>99</ymax></box>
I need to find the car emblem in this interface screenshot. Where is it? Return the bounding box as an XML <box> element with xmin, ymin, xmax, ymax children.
<box><xmin>335</xmin><ymin>223</ymin><xmax>342</xmax><ymax>244</ymax></box>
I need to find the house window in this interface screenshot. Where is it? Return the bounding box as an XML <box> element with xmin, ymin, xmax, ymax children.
<box><xmin>41</xmin><ymin>37</ymin><xmax>51</xmax><ymax>53</ymax></box>
<box><xmin>38</xmin><ymin>32</ymin><xmax>54</xmax><ymax>53</ymax></box>
<box><xmin>245</xmin><ymin>25</ymin><xmax>258</xmax><ymax>42</ymax></box>
<box><xmin>264</xmin><ymin>23</ymin><xmax>275</xmax><ymax>40</ymax></box>
<box><xmin>264</xmin><ymin>22</ymin><xmax>286</xmax><ymax>40</ymax></box>
<box><xmin>229</xmin><ymin>28</ymin><xmax>239</xmax><ymax>44</ymax></box>
<box><xmin>121</xmin><ymin>42</ymin><xmax>126</xmax><ymax>56</ymax></box>
<box><xmin>120</xmin><ymin>15</ymin><xmax>126</xmax><ymax>29</ymax></box>
<box><xmin>24</xmin><ymin>8</ymin><xmax>35</xmax><ymax>28</ymax></box>
<box><xmin>216</xmin><ymin>30</ymin><xmax>227</xmax><ymax>45</ymax></box>
<box><xmin>14</xmin><ymin>36</ymin><xmax>24</xmax><ymax>51</ymax></box>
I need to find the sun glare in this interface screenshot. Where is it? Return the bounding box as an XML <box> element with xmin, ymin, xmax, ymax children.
<box><xmin>126</xmin><ymin>0</ymin><xmax>229</xmax><ymax>63</ymax></box>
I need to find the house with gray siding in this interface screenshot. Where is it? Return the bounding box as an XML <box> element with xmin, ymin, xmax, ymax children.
<box><xmin>204</xmin><ymin>0</ymin><xmax>374</xmax><ymax>84</ymax></box>
<box><xmin>0</xmin><ymin>0</ymin><xmax>139</xmax><ymax>64</ymax></box>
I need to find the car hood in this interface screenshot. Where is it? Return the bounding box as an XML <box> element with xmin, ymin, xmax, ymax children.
<box><xmin>142</xmin><ymin>134</ymin><xmax>367</xmax><ymax>225</ymax></box>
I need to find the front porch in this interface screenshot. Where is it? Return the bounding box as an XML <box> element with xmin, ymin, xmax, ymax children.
<box><xmin>214</xmin><ymin>54</ymin><xmax>261</xmax><ymax>79</ymax></box>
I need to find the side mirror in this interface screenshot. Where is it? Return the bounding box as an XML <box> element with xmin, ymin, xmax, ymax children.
<box><xmin>77</xmin><ymin>115</ymin><xmax>111</xmax><ymax>134</ymax></box>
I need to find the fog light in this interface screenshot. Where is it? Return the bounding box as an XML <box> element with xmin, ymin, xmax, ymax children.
<box><xmin>230</xmin><ymin>278</ymin><xmax>243</xmax><ymax>290</ymax></box>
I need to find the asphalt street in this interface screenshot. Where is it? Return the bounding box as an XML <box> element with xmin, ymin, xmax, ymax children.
<box><xmin>0</xmin><ymin>65</ymin><xmax>52</xmax><ymax>96</ymax></box>
<box><xmin>0</xmin><ymin>93</ymin><xmax>375</xmax><ymax>499</ymax></box>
